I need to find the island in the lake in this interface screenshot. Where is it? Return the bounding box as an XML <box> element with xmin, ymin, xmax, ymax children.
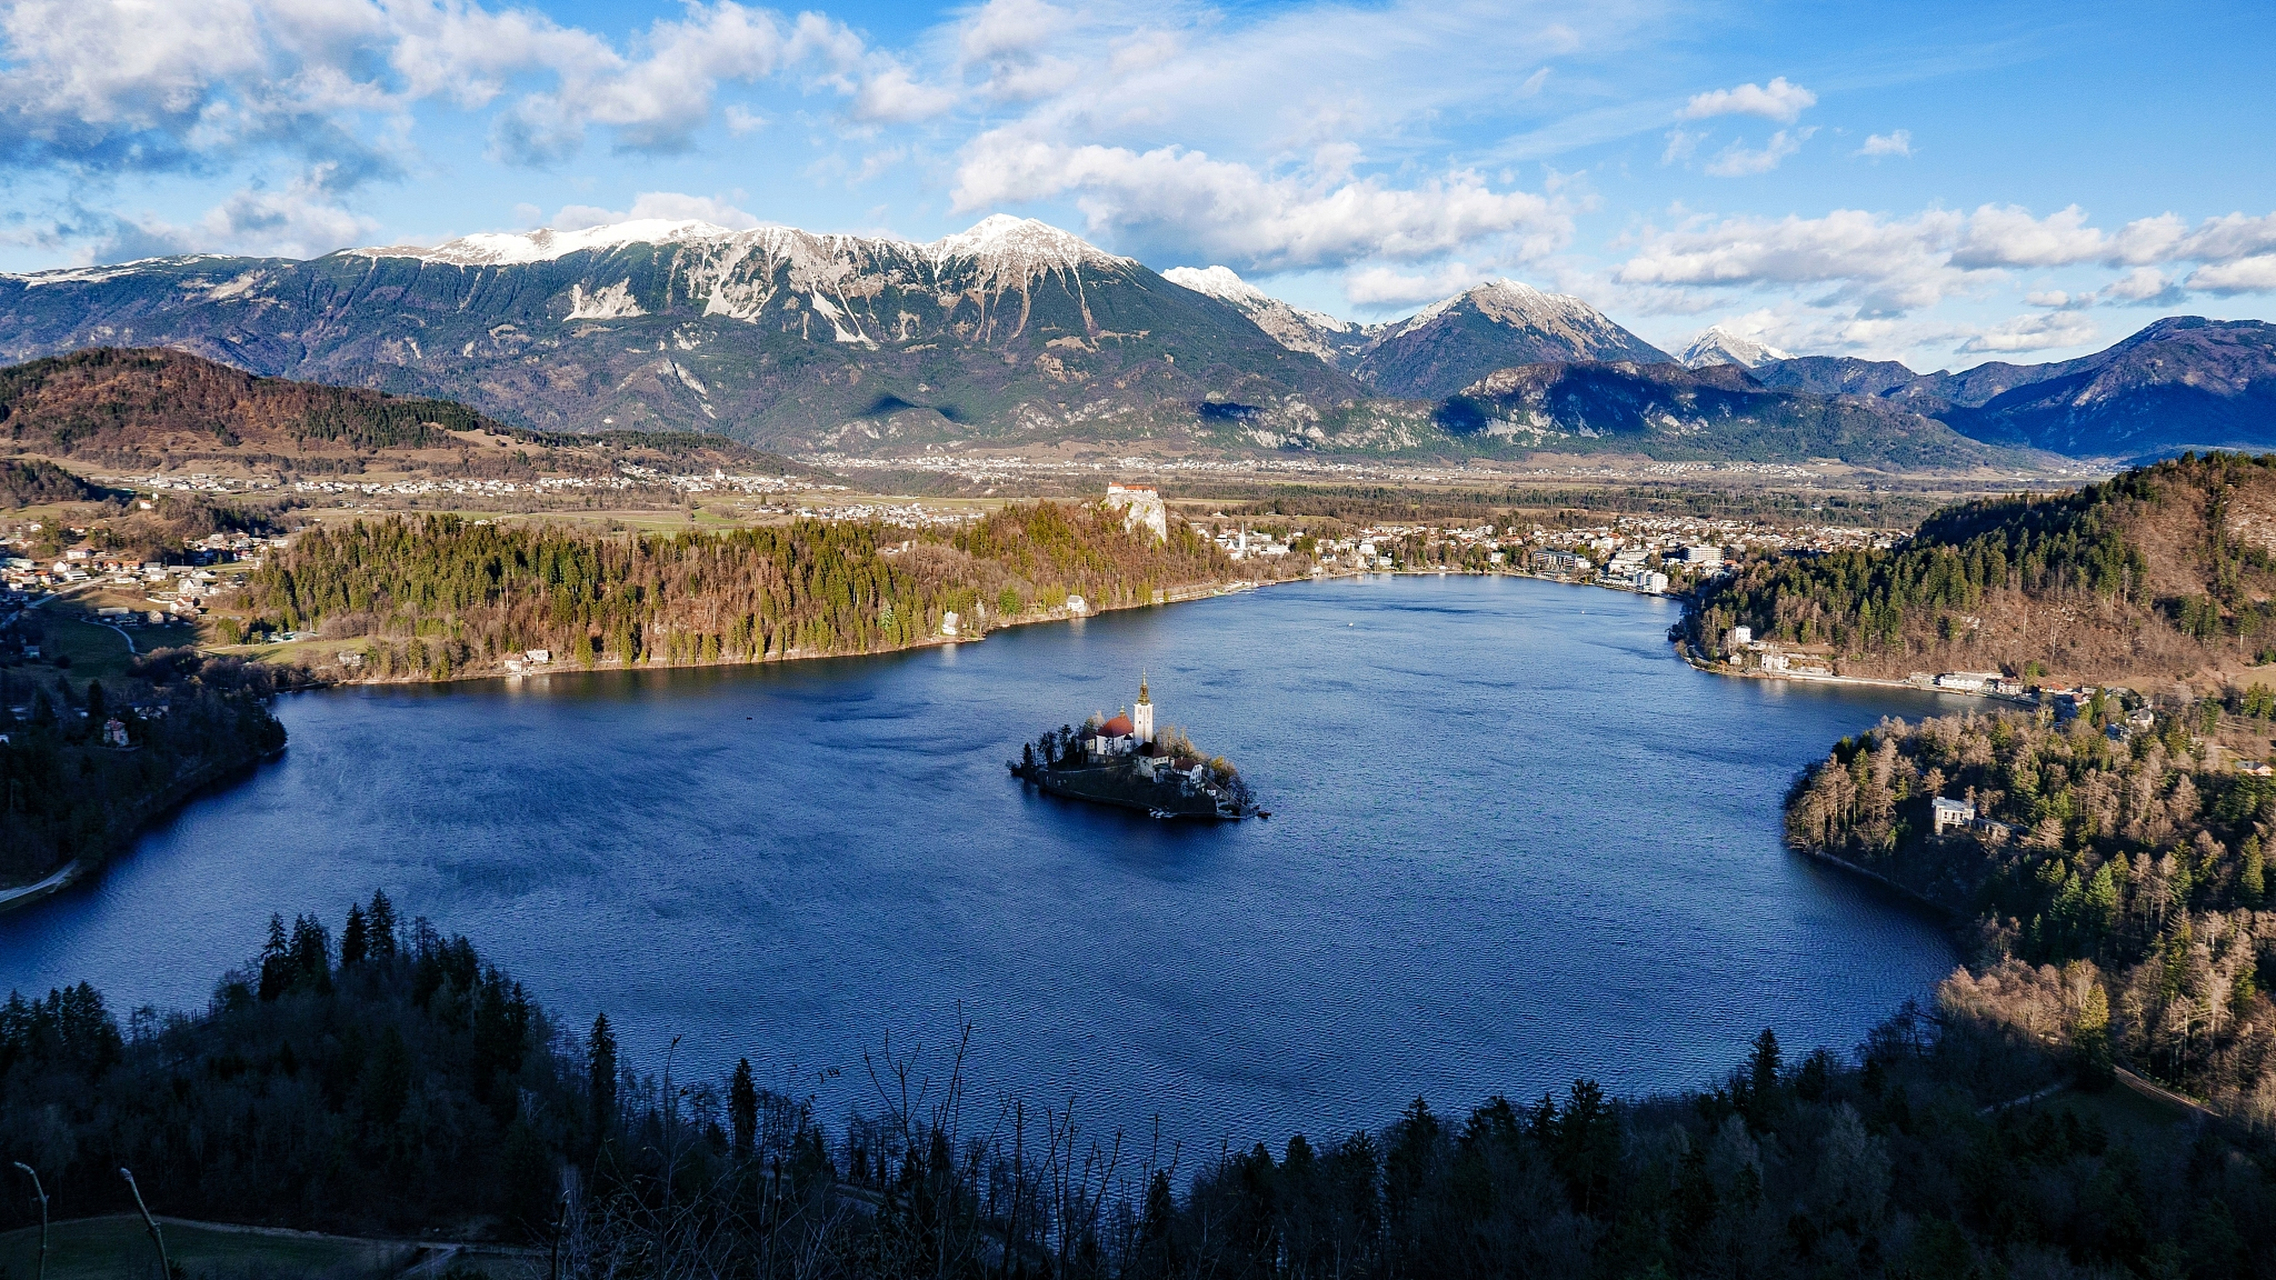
<box><xmin>1010</xmin><ymin>676</ymin><xmax>1262</xmax><ymax>819</ymax></box>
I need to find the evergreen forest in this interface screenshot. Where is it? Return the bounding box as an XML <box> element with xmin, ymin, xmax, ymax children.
<box><xmin>237</xmin><ymin>502</ymin><xmax>1262</xmax><ymax>681</ymax></box>
<box><xmin>1690</xmin><ymin>453</ymin><xmax>2276</xmax><ymax>680</ymax></box>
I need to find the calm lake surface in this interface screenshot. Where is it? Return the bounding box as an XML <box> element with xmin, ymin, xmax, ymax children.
<box><xmin>2</xmin><ymin>575</ymin><xmax>1965</xmax><ymax>1153</ymax></box>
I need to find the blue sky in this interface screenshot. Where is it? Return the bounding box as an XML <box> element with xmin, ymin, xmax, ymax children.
<box><xmin>2</xmin><ymin>0</ymin><xmax>2271</xmax><ymax>369</ymax></box>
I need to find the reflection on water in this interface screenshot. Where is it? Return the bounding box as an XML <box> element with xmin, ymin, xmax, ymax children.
<box><xmin>1</xmin><ymin>575</ymin><xmax>1963</xmax><ymax>1152</ymax></box>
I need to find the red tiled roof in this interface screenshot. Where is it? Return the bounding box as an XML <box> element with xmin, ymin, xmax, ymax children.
<box><xmin>1098</xmin><ymin>714</ymin><xmax>1135</xmax><ymax>737</ymax></box>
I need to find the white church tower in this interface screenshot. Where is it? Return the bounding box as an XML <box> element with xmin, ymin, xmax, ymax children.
<box><xmin>1133</xmin><ymin>673</ymin><xmax>1155</xmax><ymax>744</ymax></box>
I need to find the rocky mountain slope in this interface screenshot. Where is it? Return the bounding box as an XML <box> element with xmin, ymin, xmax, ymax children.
<box><xmin>0</xmin><ymin>346</ymin><xmax>810</xmax><ymax>476</ymax></box>
<box><xmin>1440</xmin><ymin>360</ymin><xmax>2012</xmax><ymax>469</ymax></box>
<box><xmin>1350</xmin><ymin>280</ymin><xmax>1668</xmax><ymax>398</ymax></box>
<box><xmin>0</xmin><ymin>217</ymin><xmax>1359</xmax><ymax>455</ymax></box>
<box><xmin>1163</xmin><ymin>267</ymin><xmax>1672</xmax><ymax>401</ymax></box>
<box><xmin>1160</xmin><ymin>265</ymin><xmax>1370</xmax><ymax>367</ymax></box>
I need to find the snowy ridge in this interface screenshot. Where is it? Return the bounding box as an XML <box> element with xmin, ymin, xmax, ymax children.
<box><xmin>1162</xmin><ymin>264</ymin><xmax>1363</xmax><ymax>364</ymax></box>
<box><xmin>1679</xmin><ymin>325</ymin><xmax>1793</xmax><ymax>369</ymax></box>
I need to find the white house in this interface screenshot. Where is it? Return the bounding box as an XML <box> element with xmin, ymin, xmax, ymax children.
<box><xmin>1931</xmin><ymin>797</ymin><xmax>1976</xmax><ymax>835</ymax></box>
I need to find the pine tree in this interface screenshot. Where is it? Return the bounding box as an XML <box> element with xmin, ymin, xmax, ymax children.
<box><xmin>367</xmin><ymin>890</ymin><xmax>399</xmax><ymax>958</ymax></box>
<box><xmin>729</xmin><ymin>1057</ymin><xmax>758</xmax><ymax>1160</ymax></box>
<box><xmin>257</xmin><ymin>913</ymin><xmax>290</xmax><ymax>1001</ymax></box>
<box><xmin>2243</xmin><ymin>836</ymin><xmax>2266</xmax><ymax>906</ymax></box>
<box><xmin>340</xmin><ymin>904</ymin><xmax>368</xmax><ymax>967</ymax></box>
<box><xmin>588</xmin><ymin>1013</ymin><xmax>618</xmax><ymax>1139</ymax></box>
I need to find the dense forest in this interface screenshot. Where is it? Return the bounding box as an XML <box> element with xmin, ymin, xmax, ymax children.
<box><xmin>0</xmin><ymin>457</ymin><xmax>100</xmax><ymax>506</ymax></box>
<box><xmin>1787</xmin><ymin>700</ymin><xmax>2276</xmax><ymax>1122</ymax></box>
<box><xmin>1691</xmin><ymin>453</ymin><xmax>2276</xmax><ymax>680</ymax></box>
<box><xmin>238</xmin><ymin>502</ymin><xmax>1268</xmax><ymax>681</ymax></box>
<box><xmin>0</xmin><ymin>650</ymin><xmax>288</xmax><ymax>886</ymax></box>
<box><xmin>5</xmin><ymin>903</ymin><xmax>2273</xmax><ymax>1277</ymax></box>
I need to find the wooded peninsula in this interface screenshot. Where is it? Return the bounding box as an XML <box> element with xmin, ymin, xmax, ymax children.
<box><xmin>238</xmin><ymin>501</ymin><xmax>1283</xmax><ymax>682</ymax></box>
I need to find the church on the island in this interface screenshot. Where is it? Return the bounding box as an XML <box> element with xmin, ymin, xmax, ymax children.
<box><xmin>1085</xmin><ymin>675</ymin><xmax>1157</xmax><ymax>757</ymax></box>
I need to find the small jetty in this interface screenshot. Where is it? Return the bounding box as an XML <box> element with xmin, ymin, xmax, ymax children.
<box><xmin>1008</xmin><ymin>676</ymin><xmax>1264</xmax><ymax>820</ymax></box>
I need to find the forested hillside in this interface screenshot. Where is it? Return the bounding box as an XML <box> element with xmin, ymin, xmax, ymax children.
<box><xmin>240</xmin><ymin>501</ymin><xmax>1263</xmax><ymax>681</ymax></box>
<box><xmin>1788</xmin><ymin>705</ymin><xmax>2275</xmax><ymax>1121</ymax></box>
<box><xmin>6</xmin><ymin>902</ymin><xmax>2273</xmax><ymax>1276</ymax></box>
<box><xmin>0</xmin><ymin>347</ymin><xmax>811</xmax><ymax>477</ymax></box>
<box><xmin>1691</xmin><ymin>452</ymin><xmax>2276</xmax><ymax>681</ymax></box>
<box><xmin>0</xmin><ymin>652</ymin><xmax>288</xmax><ymax>887</ymax></box>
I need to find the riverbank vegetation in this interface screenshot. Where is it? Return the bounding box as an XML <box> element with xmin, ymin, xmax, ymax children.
<box><xmin>234</xmin><ymin>502</ymin><xmax>1279</xmax><ymax>682</ymax></box>
<box><xmin>0</xmin><ymin>650</ymin><xmax>287</xmax><ymax>889</ymax></box>
<box><xmin>1692</xmin><ymin>452</ymin><xmax>2276</xmax><ymax>681</ymax></box>
<box><xmin>1787</xmin><ymin>701</ymin><xmax>2276</xmax><ymax>1123</ymax></box>
<box><xmin>4</xmin><ymin>904</ymin><xmax>2273</xmax><ymax>1276</ymax></box>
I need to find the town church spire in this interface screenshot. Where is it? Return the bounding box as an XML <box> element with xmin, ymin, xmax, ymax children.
<box><xmin>1133</xmin><ymin>673</ymin><xmax>1155</xmax><ymax>744</ymax></box>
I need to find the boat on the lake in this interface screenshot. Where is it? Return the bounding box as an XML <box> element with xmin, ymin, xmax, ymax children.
<box><xmin>1009</xmin><ymin>676</ymin><xmax>1262</xmax><ymax>820</ymax></box>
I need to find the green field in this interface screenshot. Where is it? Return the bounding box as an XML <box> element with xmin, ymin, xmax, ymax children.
<box><xmin>0</xmin><ymin>1216</ymin><xmax>412</xmax><ymax>1280</ymax></box>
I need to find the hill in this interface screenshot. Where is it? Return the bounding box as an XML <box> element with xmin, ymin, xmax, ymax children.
<box><xmin>0</xmin><ymin>218</ymin><xmax>1361</xmax><ymax>456</ymax></box>
<box><xmin>0</xmin><ymin>347</ymin><xmax>816</xmax><ymax>478</ymax></box>
<box><xmin>1690</xmin><ymin>450</ymin><xmax>2276</xmax><ymax>683</ymax></box>
<box><xmin>1435</xmin><ymin>360</ymin><xmax>2015</xmax><ymax>469</ymax></box>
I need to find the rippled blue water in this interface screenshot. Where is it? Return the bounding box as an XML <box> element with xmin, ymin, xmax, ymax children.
<box><xmin>1</xmin><ymin>574</ymin><xmax>1964</xmax><ymax>1153</ymax></box>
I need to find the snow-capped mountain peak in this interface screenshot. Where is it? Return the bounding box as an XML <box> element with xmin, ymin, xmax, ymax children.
<box><xmin>925</xmin><ymin>215</ymin><xmax>1127</xmax><ymax>273</ymax></box>
<box><xmin>1679</xmin><ymin>325</ymin><xmax>1793</xmax><ymax>369</ymax></box>
<box><xmin>1162</xmin><ymin>264</ymin><xmax>1272</xmax><ymax>306</ymax></box>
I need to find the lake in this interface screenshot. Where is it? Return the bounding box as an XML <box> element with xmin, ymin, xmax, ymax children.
<box><xmin>1</xmin><ymin>574</ymin><xmax>1964</xmax><ymax>1156</ymax></box>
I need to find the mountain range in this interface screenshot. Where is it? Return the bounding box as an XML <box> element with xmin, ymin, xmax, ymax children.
<box><xmin>1</xmin><ymin>215</ymin><xmax>2270</xmax><ymax>468</ymax></box>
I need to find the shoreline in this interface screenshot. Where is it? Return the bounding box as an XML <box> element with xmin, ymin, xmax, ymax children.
<box><xmin>0</xmin><ymin>745</ymin><xmax>285</xmax><ymax>915</ymax></box>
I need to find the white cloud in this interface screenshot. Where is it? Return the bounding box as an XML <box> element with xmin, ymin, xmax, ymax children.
<box><xmin>1615</xmin><ymin>207</ymin><xmax>1973</xmax><ymax>313</ymax></box>
<box><xmin>1679</xmin><ymin>76</ymin><xmax>1815</xmax><ymax>124</ymax></box>
<box><xmin>2099</xmin><ymin>267</ymin><xmax>2173</xmax><ymax>303</ymax></box>
<box><xmin>951</xmin><ymin>133</ymin><xmax>1568</xmax><ymax>271</ymax></box>
<box><xmin>1703</xmin><ymin>127</ymin><xmax>1811</xmax><ymax>177</ymax></box>
<box><xmin>550</xmin><ymin>192</ymin><xmax>764</xmax><ymax>232</ymax></box>
<box><xmin>1855</xmin><ymin>129</ymin><xmax>1911</xmax><ymax>159</ymax></box>
<box><xmin>1660</xmin><ymin>129</ymin><xmax>1699</xmax><ymax>166</ymax></box>
<box><xmin>104</xmin><ymin>163</ymin><xmax>380</xmax><ymax>260</ymax></box>
<box><xmin>2187</xmin><ymin>255</ymin><xmax>2276</xmax><ymax>295</ymax></box>
<box><xmin>849</xmin><ymin>63</ymin><xmax>959</xmax><ymax>124</ymax></box>
<box><xmin>1959</xmin><ymin>312</ymin><xmax>2100</xmax><ymax>354</ymax></box>
<box><xmin>1950</xmin><ymin>204</ymin><xmax>2104</xmax><ymax>268</ymax></box>
<box><xmin>1344</xmin><ymin>262</ymin><xmax>1486</xmax><ymax>307</ymax></box>
<box><xmin>722</xmin><ymin>105</ymin><xmax>767</xmax><ymax>135</ymax></box>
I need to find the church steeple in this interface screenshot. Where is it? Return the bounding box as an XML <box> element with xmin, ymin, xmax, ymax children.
<box><xmin>1133</xmin><ymin>673</ymin><xmax>1156</xmax><ymax>744</ymax></box>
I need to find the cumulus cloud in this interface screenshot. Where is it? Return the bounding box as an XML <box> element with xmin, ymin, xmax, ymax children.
<box><xmin>99</xmin><ymin>164</ymin><xmax>381</xmax><ymax>260</ymax></box>
<box><xmin>0</xmin><ymin>0</ymin><xmax>871</xmax><ymax>172</ymax></box>
<box><xmin>2188</xmin><ymin>256</ymin><xmax>2276</xmax><ymax>295</ymax></box>
<box><xmin>1950</xmin><ymin>204</ymin><xmax>2104</xmax><ymax>268</ymax></box>
<box><xmin>1960</xmin><ymin>311</ymin><xmax>2100</xmax><ymax>354</ymax></box>
<box><xmin>1855</xmin><ymin>130</ymin><xmax>1911</xmax><ymax>159</ymax></box>
<box><xmin>952</xmin><ymin>133</ymin><xmax>1568</xmax><ymax>272</ymax></box>
<box><xmin>1615</xmin><ymin>207</ymin><xmax>1973</xmax><ymax>313</ymax></box>
<box><xmin>1679</xmin><ymin>76</ymin><xmax>1815</xmax><ymax>124</ymax></box>
<box><xmin>1345</xmin><ymin>262</ymin><xmax>1490</xmax><ymax>308</ymax></box>
<box><xmin>1703</xmin><ymin>127</ymin><xmax>1811</xmax><ymax>177</ymax></box>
